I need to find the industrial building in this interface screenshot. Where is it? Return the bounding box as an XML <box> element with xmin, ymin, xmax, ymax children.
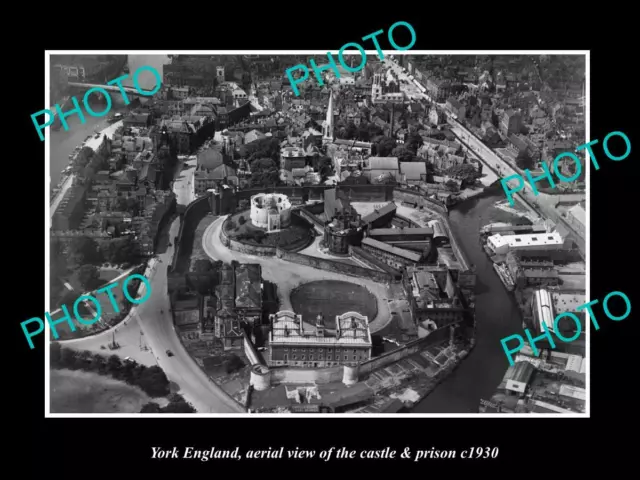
<box><xmin>361</xmin><ymin>237</ymin><xmax>423</xmax><ymax>270</ymax></box>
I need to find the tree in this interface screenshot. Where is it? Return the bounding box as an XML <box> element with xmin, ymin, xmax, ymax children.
<box><xmin>138</xmin><ymin>365</ymin><xmax>170</xmax><ymax>397</ymax></box>
<box><xmin>224</xmin><ymin>354</ymin><xmax>245</xmax><ymax>374</ymax></box>
<box><xmin>103</xmin><ymin>236</ymin><xmax>137</xmax><ymax>264</ymax></box>
<box><xmin>404</xmin><ymin>131</ymin><xmax>424</xmax><ymax>153</ymax></box>
<box><xmin>373</xmin><ymin>136</ymin><xmax>396</xmax><ymax>157</ymax></box>
<box><xmin>238</xmin><ymin>216</ymin><xmax>246</xmax><ymax>225</ymax></box>
<box><xmin>445</xmin><ymin>179</ymin><xmax>459</xmax><ymax>192</ymax></box>
<box><xmin>78</xmin><ymin>264</ymin><xmax>100</xmax><ymax>290</ymax></box>
<box><xmin>126</xmin><ymin>197</ymin><xmax>140</xmax><ymax>216</ymax></box>
<box><xmin>162</xmin><ymin>394</ymin><xmax>197</xmax><ymax>413</ymax></box>
<box><xmin>344</xmin><ymin>122</ymin><xmax>358</xmax><ymax>139</ymax></box>
<box><xmin>444</xmin><ymin>164</ymin><xmax>481</xmax><ymax>187</ymax></box>
<box><xmin>50</xmin><ymin>342</ymin><xmax>62</xmax><ymax>367</ymax></box>
<box><xmin>516</xmin><ymin>151</ymin><xmax>535</xmax><ymax>170</ymax></box>
<box><xmin>107</xmin><ymin>354</ymin><xmax>122</xmax><ymax>377</ymax></box>
<box><xmin>391</xmin><ymin>146</ymin><xmax>415</xmax><ymax>163</ymax></box>
<box><xmin>83</xmin><ymin>164</ymin><xmax>96</xmax><ymax>182</ymax></box>
<box><xmin>69</xmin><ymin>236</ymin><xmax>102</xmax><ymax>266</ymax></box>
<box><xmin>140</xmin><ymin>402</ymin><xmax>162</xmax><ymax>413</ymax></box>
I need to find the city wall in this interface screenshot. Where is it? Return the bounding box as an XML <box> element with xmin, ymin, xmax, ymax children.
<box><xmin>358</xmin><ymin>324</ymin><xmax>451</xmax><ymax>376</ymax></box>
<box><xmin>270</xmin><ymin>365</ymin><xmax>344</xmax><ymax>385</ymax></box>
<box><xmin>219</xmin><ymin>223</ymin><xmax>278</xmax><ymax>256</ymax></box>
<box><xmin>243</xmin><ymin>331</ymin><xmax>265</xmax><ymax>366</ymax></box>
<box><xmin>275</xmin><ymin>249</ymin><xmax>395</xmax><ymax>284</ymax></box>
<box><xmin>349</xmin><ymin>246</ymin><xmax>403</xmax><ymax>280</ymax></box>
<box><xmin>234</xmin><ymin>184</ymin><xmax>392</xmax><ymax>204</ymax></box>
<box><xmin>296</xmin><ymin>207</ymin><xmax>324</xmax><ymax>230</ymax></box>
<box><xmin>394</xmin><ymin>189</ymin><xmax>471</xmax><ymax>271</ymax></box>
<box><xmin>394</xmin><ymin>188</ymin><xmax>448</xmax><ymax>215</ymax></box>
<box><xmin>172</xmin><ymin>194</ymin><xmax>211</xmax><ymax>273</ymax></box>
<box><xmin>268</xmin><ymin>324</ymin><xmax>455</xmax><ymax>385</ymax></box>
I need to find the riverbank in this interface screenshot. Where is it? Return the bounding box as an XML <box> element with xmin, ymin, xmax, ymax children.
<box><xmin>412</xmin><ymin>192</ymin><xmax>526</xmax><ymax>413</ymax></box>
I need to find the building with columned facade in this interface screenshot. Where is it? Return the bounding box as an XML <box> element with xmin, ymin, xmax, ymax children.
<box><xmin>267</xmin><ymin>311</ymin><xmax>372</xmax><ymax>368</ymax></box>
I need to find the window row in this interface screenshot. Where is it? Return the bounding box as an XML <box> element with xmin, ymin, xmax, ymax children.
<box><xmin>284</xmin><ymin>354</ymin><xmax>360</xmax><ymax>361</ymax></box>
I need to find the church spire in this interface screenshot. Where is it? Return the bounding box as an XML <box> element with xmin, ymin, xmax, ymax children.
<box><xmin>323</xmin><ymin>90</ymin><xmax>334</xmax><ymax>144</ymax></box>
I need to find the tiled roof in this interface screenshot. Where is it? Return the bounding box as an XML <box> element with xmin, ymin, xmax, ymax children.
<box><xmin>234</xmin><ymin>264</ymin><xmax>262</xmax><ymax>310</ymax></box>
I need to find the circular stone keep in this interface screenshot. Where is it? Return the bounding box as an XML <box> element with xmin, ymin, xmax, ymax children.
<box><xmin>290</xmin><ymin>280</ymin><xmax>378</xmax><ymax>330</ymax></box>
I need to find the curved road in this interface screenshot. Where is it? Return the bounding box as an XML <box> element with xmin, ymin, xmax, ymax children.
<box><xmin>202</xmin><ymin>216</ymin><xmax>396</xmax><ymax>333</ymax></box>
<box><xmin>59</xmin><ymin>158</ymin><xmax>244</xmax><ymax>413</ymax></box>
<box><xmin>63</xmin><ymin>217</ymin><xmax>243</xmax><ymax>413</ymax></box>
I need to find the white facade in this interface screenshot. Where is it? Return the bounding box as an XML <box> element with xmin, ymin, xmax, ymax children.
<box><xmin>250</xmin><ymin>193</ymin><xmax>292</xmax><ymax>231</ymax></box>
<box><xmin>486</xmin><ymin>231</ymin><xmax>564</xmax><ymax>255</ymax></box>
<box><xmin>533</xmin><ymin>288</ymin><xmax>554</xmax><ymax>333</ymax></box>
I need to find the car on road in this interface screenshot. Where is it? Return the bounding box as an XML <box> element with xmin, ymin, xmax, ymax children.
<box><xmin>166</xmin><ymin>349</ymin><xmax>174</xmax><ymax>357</ymax></box>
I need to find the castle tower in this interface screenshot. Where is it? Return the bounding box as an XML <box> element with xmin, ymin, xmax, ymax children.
<box><xmin>322</xmin><ymin>90</ymin><xmax>334</xmax><ymax>145</ymax></box>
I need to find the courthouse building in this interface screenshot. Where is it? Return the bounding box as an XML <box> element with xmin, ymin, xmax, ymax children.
<box><xmin>267</xmin><ymin>311</ymin><xmax>372</xmax><ymax>368</ymax></box>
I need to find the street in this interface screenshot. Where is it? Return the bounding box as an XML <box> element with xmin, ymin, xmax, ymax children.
<box><xmin>383</xmin><ymin>58</ymin><xmax>584</xmax><ymax>252</ymax></box>
<box><xmin>201</xmin><ymin>216</ymin><xmax>395</xmax><ymax>333</ymax></box>
<box><xmin>174</xmin><ymin>156</ymin><xmax>197</xmax><ymax>207</ymax></box>
<box><xmin>56</xmin><ymin>154</ymin><xmax>244</xmax><ymax>413</ymax></box>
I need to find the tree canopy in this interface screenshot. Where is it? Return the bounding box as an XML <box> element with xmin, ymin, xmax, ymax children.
<box><xmin>100</xmin><ymin>236</ymin><xmax>137</xmax><ymax>265</ymax></box>
<box><xmin>69</xmin><ymin>236</ymin><xmax>102</xmax><ymax>266</ymax></box>
<box><xmin>250</xmin><ymin>157</ymin><xmax>280</xmax><ymax>188</ymax></box>
<box><xmin>391</xmin><ymin>146</ymin><xmax>416</xmax><ymax>163</ymax></box>
<box><xmin>373</xmin><ymin>136</ymin><xmax>396</xmax><ymax>157</ymax></box>
<box><xmin>241</xmin><ymin>137</ymin><xmax>281</xmax><ymax>163</ymax></box>
<box><xmin>78</xmin><ymin>264</ymin><xmax>100</xmax><ymax>290</ymax></box>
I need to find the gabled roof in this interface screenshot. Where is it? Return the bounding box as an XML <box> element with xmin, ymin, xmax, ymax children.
<box><xmin>366</xmin><ymin>157</ymin><xmax>399</xmax><ymax>171</ymax></box>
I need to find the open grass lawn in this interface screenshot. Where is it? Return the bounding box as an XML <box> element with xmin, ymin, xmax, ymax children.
<box><xmin>50</xmin><ymin>369</ymin><xmax>163</xmax><ymax>413</ymax></box>
<box><xmin>49</xmin><ymin>283</ymin><xmax>128</xmax><ymax>340</ymax></box>
<box><xmin>290</xmin><ymin>280</ymin><xmax>378</xmax><ymax>330</ymax></box>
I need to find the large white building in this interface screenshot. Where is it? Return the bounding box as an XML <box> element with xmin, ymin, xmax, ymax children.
<box><xmin>532</xmin><ymin>288</ymin><xmax>555</xmax><ymax>334</ymax></box>
<box><xmin>486</xmin><ymin>231</ymin><xmax>565</xmax><ymax>255</ymax></box>
<box><xmin>267</xmin><ymin>310</ymin><xmax>372</xmax><ymax>368</ymax></box>
<box><xmin>565</xmin><ymin>204</ymin><xmax>586</xmax><ymax>237</ymax></box>
<box><xmin>250</xmin><ymin>193</ymin><xmax>292</xmax><ymax>232</ymax></box>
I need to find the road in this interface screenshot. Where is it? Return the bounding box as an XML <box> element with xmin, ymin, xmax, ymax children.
<box><xmin>58</xmin><ymin>150</ymin><xmax>243</xmax><ymax>413</ymax></box>
<box><xmin>383</xmin><ymin>58</ymin><xmax>585</xmax><ymax>253</ymax></box>
<box><xmin>174</xmin><ymin>156</ymin><xmax>197</xmax><ymax>206</ymax></box>
<box><xmin>447</xmin><ymin>119</ymin><xmax>585</xmax><ymax>252</ymax></box>
<box><xmin>62</xmin><ymin>217</ymin><xmax>244</xmax><ymax>413</ymax></box>
<box><xmin>50</xmin><ymin>174</ymin><xmax>75</xmax><ymax>221</ymax></box>
<box><xmin>201</xmin><ymin>216</ymin><xmax>395</xmax><ymax>333</ymax></box>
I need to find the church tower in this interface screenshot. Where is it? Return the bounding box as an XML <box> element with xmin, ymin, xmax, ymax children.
<box><xmin>372</xmin><ymin>73</ymin><xmax>383</xmax><ymax>102</ymax></box>
<box><xmin>322</xmin><ymin>90</ymin><xmax>334</xmax><ymax>145</ymax></box>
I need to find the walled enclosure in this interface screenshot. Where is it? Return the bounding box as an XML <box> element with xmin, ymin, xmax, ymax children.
<box><xmin>267</xmin><ymin>323</ymin><xmax>455</xmax><ymax>386</ymax></box>
<box><xmin>250</xmin><ymin>193</ymin><xmax>292</xmax><ymax>231</ymax></box>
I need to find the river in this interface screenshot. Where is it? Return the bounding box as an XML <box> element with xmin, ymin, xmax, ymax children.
<box><xmin>48</xmin><ymin>55</ymin><xmax>524</xmax><ymax>413</ymax></box>
<box><xmin>412</xmin><ymin>191</ymin><xmax>525</xmax><ymax>413</ymax></box>
<box><xmin>49</xmin><ymin>54</ymin><xmax>169</xmax><ymax>187</ymax></box>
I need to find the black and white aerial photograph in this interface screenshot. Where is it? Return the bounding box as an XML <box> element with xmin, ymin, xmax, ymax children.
<box><xmin>46</xmin><ymin>52</ymin><xmax>587</xmax><ymax>416</ymax></box>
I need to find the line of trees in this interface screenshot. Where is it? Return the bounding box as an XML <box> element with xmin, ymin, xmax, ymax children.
<box><xmin>140</xmin><ymin>393</ymin><xmax>197</xmax><ymax>413</ymax></box>
<box><xmin>50</xmin><ymin>343</ymin><xmax>170</xmax><ymax>398</ymax></box>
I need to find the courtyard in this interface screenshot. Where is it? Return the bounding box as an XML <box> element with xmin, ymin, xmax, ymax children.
<box><xmin>290</xmin><ymin>280</ymin><xmax>378</xmax><ymax>330</ymax></box>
